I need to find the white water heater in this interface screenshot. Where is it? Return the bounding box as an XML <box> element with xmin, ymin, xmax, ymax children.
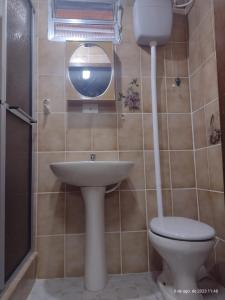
<box><xmin>133</xmin><ymin>0</ymin><xmax>173</xmax><ymax>46</ymax></box>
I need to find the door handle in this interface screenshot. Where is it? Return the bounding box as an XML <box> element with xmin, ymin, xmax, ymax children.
<box><xmin>8</xmin><ymin>106</ymin><xmax>37</xmax><ymax>124</ymax></box>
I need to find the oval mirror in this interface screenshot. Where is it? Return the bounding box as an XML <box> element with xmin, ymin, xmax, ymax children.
<box><xmin>68</xmin><ymin>43</ymin><xmax>112</xmax><ymax>98</ymax></box>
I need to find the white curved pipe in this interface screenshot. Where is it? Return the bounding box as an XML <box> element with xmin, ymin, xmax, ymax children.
<box><xmin>173</xmin><ymin>0</ymin><xmax>193</xmax><ymax>8</ymax></box>
<box><xmin>150</xmin><ymin>41</ymin><xmax>164</xmax><ymax>219</ymax></box>
<box><xmin>105</xmin><ymin>181</ymin><xmax>121</xmax><ymax>194</ymax></box>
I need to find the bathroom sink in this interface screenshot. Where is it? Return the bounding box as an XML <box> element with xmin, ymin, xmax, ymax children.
<box><xmin>50</xmin><ymin>159</ymin><xmax>134</xmax><ymax>292</ymax></box>
<box><xmin>50</xmin><ymin>161</ymin><xmax>134</xmax><ymax>187</ymax></box>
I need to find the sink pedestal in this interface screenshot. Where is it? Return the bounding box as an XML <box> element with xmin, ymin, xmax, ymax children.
<box><xmin>81</xmin><ymin>187</ymin><xmax>107</xmax><ymax>291</ymax></box>
<box><xmin>50</xmin><ymin>161</ymin><xmax>134</xmax><ymax>291</ymax></box>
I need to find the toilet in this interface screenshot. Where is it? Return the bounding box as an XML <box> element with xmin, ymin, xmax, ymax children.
<box><xmin>149</xmin><ymin>217</ymin><xmax>215</xmax><ymax>300</ymax></box>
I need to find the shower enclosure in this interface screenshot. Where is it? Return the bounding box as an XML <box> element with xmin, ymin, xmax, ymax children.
<box><xmin>0</xmin><ymin>0</ymin><xmax>35</xmax><ymax>291</ymax></box>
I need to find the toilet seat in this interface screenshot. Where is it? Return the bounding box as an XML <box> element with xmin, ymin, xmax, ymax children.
<box><xmin>150</xmin><ymin>217</ymin><xmax>215</xmax><ymax>241</ymax></box>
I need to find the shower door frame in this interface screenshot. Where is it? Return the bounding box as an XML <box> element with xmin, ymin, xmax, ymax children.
<box><xmin>0</xmin><ymin>0</ymin><xmax>36</xmax><ymax>291</ymax></box>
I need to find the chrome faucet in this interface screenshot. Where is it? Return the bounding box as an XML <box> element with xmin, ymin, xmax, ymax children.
<box><xmin>90</xmin><ymin>153</ymin><xmax>96</xmax><ymax>161</ymax></box>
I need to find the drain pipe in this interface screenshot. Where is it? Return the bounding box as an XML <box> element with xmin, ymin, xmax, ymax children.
<box><xmin>150</xmin><ymin>41</ymin><xmax>164</xmax><ymax>218</ymax></box>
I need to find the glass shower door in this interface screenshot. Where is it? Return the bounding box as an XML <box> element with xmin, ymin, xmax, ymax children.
<box><xmin>4</xmin><ymin>112</ymin><xmax>32</xmax><ymax>281</ymax></box>
<box><xmin>0</xmin><ymin>0</ymin><xmax>35</xmax><ymax>285</ymax></box>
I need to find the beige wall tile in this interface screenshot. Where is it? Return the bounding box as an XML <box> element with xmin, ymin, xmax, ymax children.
<box><xmin>66</xmin><ymin>113</ymin><xmax>92</xmax><ymax>151</ymax></box>
<box><xmin>190</xmin><ymin>69</ymin><xmax>204</xmax><ymax>111</ymax></box>
<box><xmin>121</xmin><ymin>1</ymin><xmax>136</xmax><ymax>44</ymax></box>
<box><xmin>198</xmin><ymin>191</ymin><xmax>225</xmax><ymax>240</ymax></box>
<box><xmin>93</xmin><ymin>114</ymin><xmax>117</xmax><ymax>151</ymax></box>
<box><xmin>38</xmin><ymin>0</ymin><xmax>48</xmax><ymax>40</ymax></box>
<box><xmin>144</xmin><ymin>114</ymin><xmax>168</xmax><ymax>150</ymax></box>
<box><xmin>199</xmin><ymin>11</ymin><xmax>215</xmax><ymax>64</ymax></box>
<box><xmin>198</xmin><ymin>0</ymin><xmax>213</xmax><ymax>21</ymax></box>
<box><xmin>189</xmin><ymin>6</ymin><xmax>215</xmax><ymax>75</ymax></box>
<box><xmin>204</xmin><ymin>100</ymin><xmax>221</xmax><ymax>147</ymax></box>
<box><xmin>171</xmin><ymin>14</ymin><xmax>188</xmax><ymax>43</ymax></box>
<box><xmin>142</xmin><ymin>77</ymin><xmax>166</xmax><ymax>113</ymax></box>
<box><xmin>37</xmin><ymin>193</ymin><xmax>65</xmax><ymax>236</ymax></box>
<box><xmin>38</xmin><ymin>152</ymin><xmax>65</xmax><ymax>193</ymax></box>
<box><xmin>188</xmin><ymin>2</ymin><xmax>199</xmax><ymax>38</ymax></box>
<box><xmin>141</xmin><ymin>46</ymin><xmax>165</xmax><ymax>77</ymax></box>
<box><xmin>118</xmin><ymin>114</ymin><xmax>143</xmax><ymax>151</ymax></box>
<box><xmin>120</xmin><ymin>191</ymin><xmax>146</xmax><ymax>231</ymax></box>
<box><xmin>65</xmin><ymin>235</ymin><xmax>85</xmax><ymax>277</ymax></box>
<box><xmin>115</xmin><ymin>42</ymin><xmax>140</xmax><ymax>78</ymax></box>
<box><xmin>202</xmin><ymin>55</ymin><xmax>219</xmax><ymax>105</ymax></box>
<box><xmin>147</xmin><ymin>190</ymin><xmax>172</xmax><ymax>221</ymax></box>
<box><xmin>119</xmin><ymin>151</ymin><xmax>145</xmax><ymax>190</ymax></box>
<box><xmin>37</xmin><ymin>236</ymin><xmax>64</xmax><ymax>278</ymax></box>
<box><xmin>208</xmin><ymin>145</ymin><xmax>224</xmax><ymax>191</ymax></box>
<box><xmin>38</xmin><ymin>113</ymin><xmax>65</xmax><ymax>152</ymax></box>
<box><xmin>106</xmin><ymin>233</ymin><xmax>121</xmax><ymax>274</ymax></box>
<box><xmin>105</xmin><ymin>192</ymin><xmax>120</xmax><ymax>232</ymax></box>
<box><xmin>195</xmin><ymin>149</ymin><xmax>210</xmax><ymax>189</ymax></box>
<box><xmin>166</xmin><ymin>78</ymin><xmax>190</xmax><ymax>113</ymax></box>
<box><xmin>189</xmin><ymin>30</ymin><xmax>201</xmax><ymax>75</ymax></box>
<box><xmin>38</xmin><ymin>76</ymin><xmax>65</xmax><ymax>113</ymax></box>
<box><xmin>38</xmin><ymin>39</ymin><xmax>65</xmax><ymax>76</ymax></box>
<box><xmin>66</xmin><ymin>151</ymin><xmax>119</xmax><ymax>162</ymax></box>
<box><xmin>165</xmin><ymin>43</ymin><xmax>188</xmax><ymax>77</ymax></box>
<box><xmin>94</xmin><ymin>152</ymin><xmax>119</xmax><ymax>161</ymax></box>
<box><xmin>198</xmin><ymin>190</ymin><xmax>215</xmax><ymax>228</ymax></box>
<box><xmin>121</xmin><ymin>232</ymin><xmax>148</xmax><ymax>273</ymax></box>
<box><xmin>168</xmin><ymin>114</ymin><xmax>193</xmax><ymax>150</ymax></box>
<box><xmin>188</xmin><ymin>0</ymin><xmax>213</xmax><ymax>39</ymax></box>
<box><xmin>170</xmin><ymin>151</ymin><xmax>195</xmax><ymax>188</ymax></box>
<box><xmin>66</xmin><ymin>192</ymin><xmax>85</xmax><ymax>234</ymax></box>
<box><xmin>145</xmin><ymin>151</ymin><xmax>170</xmax><ymax>189</ymax></box>
<box><xmin>193</xmin><ymin>108</ymin><xmax>207</xmax><ymax>149</ymax></box>
<box><xmin>173</xmin><ymin>189</ymin><xmax>198</xmax><ymax>219</ymax></box>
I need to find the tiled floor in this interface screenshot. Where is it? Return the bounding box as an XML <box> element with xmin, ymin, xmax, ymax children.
<box><xmin>27</xmin><ymin>273</ymin><xmax>225</xmax><ymax>300</ymax></box>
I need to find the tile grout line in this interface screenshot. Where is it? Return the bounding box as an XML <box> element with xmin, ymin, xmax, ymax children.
<box><xmin>37</xmin><ymin>230</ymin><xmax>149</xmax><ymax>238</ymax></box>
<box><xmin>187</xmin><ymin>29</ymin><xmax>200</xmax><ymax>222</ymax></box>
<box><xmin>188</xmin><ymin>4</ymin><xmax>216</xmax><ymax>57</ymax></box>
<box><xmin>164</xmin><ymin>45</ymin><xmax>174</xmax><ymax>216</ymax></box>
<box><xmin>36</xmin><ymin>186</ymin><xmax>225</xmax><ymax>194</ymax></box>
<box><xmin>115</xmin><ymin>43</ymin><xmax>123</xmax><ymax>275</ymax></box>
<box><xmin>189</xmin><ymin>51</ymin><xmax>216</xmax><ymax>78</ymax></box>
<box><xmin>191</xmin><ymin>96</ymin><xmax>219</xmax><ymax>115</ymax></box>
<box><xmin>139</xmin><ymin>44</ymin><xmax>150</xmax><ymax>273</ymax></box>
<box><xmin>37</xmin><ymin>149</ymin><xmax>198</xmax><ymax>154</ymax></box>
<box><xmin>63</xmin><ymin>38</ymin><xmax>67</xmax><ymax>279</ymax></box>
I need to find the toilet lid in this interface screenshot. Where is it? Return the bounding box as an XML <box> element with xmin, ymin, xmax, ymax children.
<box><xmin>150</xmin><ymin>217</ymin><xmax>215</xmax><ymax>241</ymax></box>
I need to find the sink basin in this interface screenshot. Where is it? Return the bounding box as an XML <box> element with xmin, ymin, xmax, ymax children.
<box><xmin>50</xmin><ymin>160</ymin><xmax>134</xmax><ymax>292</ymax></box>
<box><xmin>50</xmin><ymin>161</ymin><xmax>134</xmax><ymax>187</ymax></box>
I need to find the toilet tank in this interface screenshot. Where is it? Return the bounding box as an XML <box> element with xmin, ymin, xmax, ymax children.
<box><xmin>133</xmin><ymin>0</ymin><xmax>173</xmax><ymax>46</ymax></box>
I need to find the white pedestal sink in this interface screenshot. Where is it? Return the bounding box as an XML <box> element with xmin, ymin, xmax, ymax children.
<box><xmin>50</xmin><ymin>160</ymin><xmax>134</xmax><ymax>291</ymax></box>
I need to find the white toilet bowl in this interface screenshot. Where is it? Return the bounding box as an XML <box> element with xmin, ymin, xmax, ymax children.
<box><xmin>149</xmin><ymin>217</ymin><xmax>215</xmax><ymax>300</ymax></box>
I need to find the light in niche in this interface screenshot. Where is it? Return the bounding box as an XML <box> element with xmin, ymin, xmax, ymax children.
<box><xmin>82</xmin><ymin>69</ymin><xmax>91</xmax><ymax>80</ymax></box>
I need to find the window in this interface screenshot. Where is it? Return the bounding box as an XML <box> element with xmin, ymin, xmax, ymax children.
<box><xmin>48</xmin><ymin>0</ymin><xmax>122</xmax><ymax>43</ymax></box>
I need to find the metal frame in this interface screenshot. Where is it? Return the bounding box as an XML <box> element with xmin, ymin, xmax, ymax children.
<box><xmin>48</xmin><ymin>0</ymin><xmax>122</xmax><ymax>43</ymax></box>
<box><xmin>0</xmin><ymin>0</ymin><xmax>36</xmax><ymax>292</ymax></box>
<box><xmin>30</xmin><ymin>0</ymin><xmax>37</xmax><ymax>255</ymax></box>
<box><xmin>0</xmin><ymin>0</ymin><xmax>7</xmax><ymax>291</ymax></box>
